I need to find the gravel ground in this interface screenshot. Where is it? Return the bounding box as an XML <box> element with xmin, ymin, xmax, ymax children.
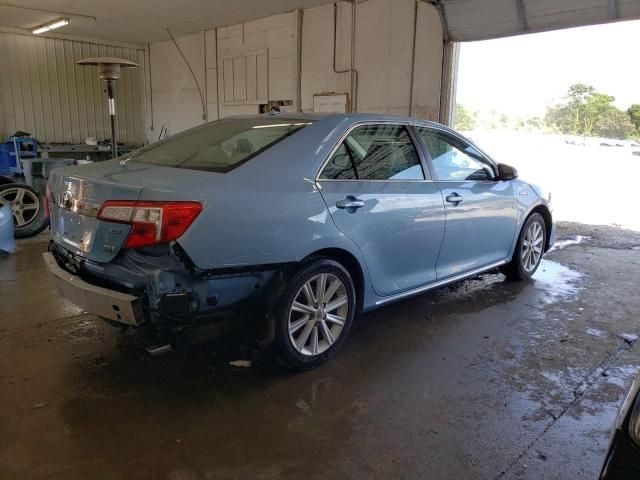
<box><xmin>557</xmin><ymin>221</ymin><xmax>640</xmax><ymax>250</ymax></box>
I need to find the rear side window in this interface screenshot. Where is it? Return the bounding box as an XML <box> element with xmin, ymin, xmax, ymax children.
<box><xmin>123</xmin><ymin>118</ymin><xmax>313</xmax><ymax>173</ymax></box>
<box><xmin>320</xmin><ymin>124</ymin><xmax>424</xmax><ymax>180</ymax></box>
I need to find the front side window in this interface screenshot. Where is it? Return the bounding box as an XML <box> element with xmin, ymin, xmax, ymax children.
<box><xmin>416</xmin><ymin>128</ymin><xmax>495</xmax><ymax>181</ymax></box>
<box><xmin>320</xmin><ymin>124</ymin><xmax>424</xmax><ymax>181</ymax></box>
<box><xmin>123</xmin><ymin>118</ymin><xmax>313</xmax><ymax>173</ymax></box>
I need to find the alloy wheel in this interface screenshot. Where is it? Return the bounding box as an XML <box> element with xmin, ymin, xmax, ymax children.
<box><xmin>521</xmin><ymin>221</ymin><xmax>544</xmax><ymax>272</ymax></box>
<box><xmin>0</xmin><ymin>186</ymin><xmax>41</xmax><ymax>228</ymax></box>
<box><xmin>288</xmin><ymin>273</ymin><xmax>349</xmax><ymax>356</ymax></box>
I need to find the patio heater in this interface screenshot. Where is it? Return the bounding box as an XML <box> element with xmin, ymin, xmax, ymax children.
<box><xmin>76</xmin><ymin>57</ymin><xmax>139</xmax><ymax>159</ymax></box>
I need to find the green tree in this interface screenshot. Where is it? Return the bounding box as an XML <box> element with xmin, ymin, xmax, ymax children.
<box><xmin>454</xmin><ymin>104</ymin><xmax>477</xmax><ymax>131</ymax></box>
<box><xmin>584</xmin><ymin>93</ymin><xmax>616</xmax><ymax>135</ymax></box>
<box><xmin>594</xmin><ymin>109</ymin><xmax>635</xmax><ymax>139</ymax></box>
<box><xmin>525</xmin><ymin>117</ymin><xmax>543</xmax><ymax>130</ymax></box>
<box><xmin>627</xmin><ymin>104</ymin><xmax>640</xmax><ymax>134</ymax></box>
<box><xmin>549</xmin><ymin>84</ymin><xmax>598</xmax><ymax>134</ymax></box>
<box><xmin>546</xmin><ymin>84</ymin><xmax>631</xmax><ymax>138</ymax></box>
<box><xmin>499</xmin><ymin>113</ymin><xmax>509</xmax><ymax>129</ymax></box>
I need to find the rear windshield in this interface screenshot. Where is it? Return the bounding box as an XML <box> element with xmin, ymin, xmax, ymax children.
<box><xmin>123</xmin><ymin>117</ymin><xmax>313</xmax><ymax>173</ymax></box>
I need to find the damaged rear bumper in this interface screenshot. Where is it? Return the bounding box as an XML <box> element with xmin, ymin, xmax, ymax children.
<box><xmin>45</xmin><ymin>241</ymin><xmax>283</xmax><ymax>333</ymax></box>
<box><xmin>43</xmin><ymin>252</ymin><xmax>144</xmax><ymax>326</ymax></box>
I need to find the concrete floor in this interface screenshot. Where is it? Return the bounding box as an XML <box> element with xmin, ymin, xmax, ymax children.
<box><xmin>1</xmin><ymin>223</ymin><xmax>640</xmax><ymax>479</ymax></box>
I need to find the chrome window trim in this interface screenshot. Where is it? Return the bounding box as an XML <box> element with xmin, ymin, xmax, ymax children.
<box><xmin>314</xmin><ymin>120</ymin><xmax>432</xmax><ymax>183</ymax></box>
<box><xmin>432</xmin><ymin>180</ymin><xmax>499</xmax><ymax>184</ymax></box>
<box><xmin>316</xmin><ymin>178</ymin><xmax>431</xmax><ymax>183</ymax></box>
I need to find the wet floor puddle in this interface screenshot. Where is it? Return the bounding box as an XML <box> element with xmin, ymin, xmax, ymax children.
<box><xmin>531</xmin><ymin>259</ymin><xmax>583</xmax><ymax>303</ymax></box>
<box><xmin>62</xmin><ymin>316</ymin><xmax>102</xmax><ymax>343</ymax></box>
<box><xmin>504</xmin><ymin>260</ymin><xmax>640</xmax><ymax>424</ymax></box>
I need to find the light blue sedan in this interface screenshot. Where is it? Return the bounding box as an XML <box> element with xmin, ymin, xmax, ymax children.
<box><xmin>44</xmin><ymin>114</ymin><xmax>555</xmax><ymax>369</ymax></box>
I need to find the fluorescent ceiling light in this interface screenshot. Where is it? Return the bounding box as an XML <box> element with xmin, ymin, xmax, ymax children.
<box><xmin>32</xmin><ymin>18</ymin><xmax>69</xmax><ymax>35</ymax></box>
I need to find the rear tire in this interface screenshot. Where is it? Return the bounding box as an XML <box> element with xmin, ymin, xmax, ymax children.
<box><xmin>0</xmin><ymin>183</ymin><xmax>49</xmax><ymax>238</ymax></box>
<box><xmin>273</xmin><ymin>258</ymin><xmax>356</xmax><ymax>370</ymax></box>
<box><xmin>501</xmin><ymin>212</ymin><xmax>546</xmax><ymax>281</ymax></box>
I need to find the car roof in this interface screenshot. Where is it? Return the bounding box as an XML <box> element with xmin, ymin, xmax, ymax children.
<box><xmin>224</xmin><ymin>112</ymin><xmax>444</xmax><ymax>128</ymax></box>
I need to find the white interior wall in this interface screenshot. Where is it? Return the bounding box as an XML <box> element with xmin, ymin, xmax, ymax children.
<box><xmin>302</xmin><ymin>1</ymin><xmax>442</xmax><ymax>118</ymax></box>
<box><xmin>148</xmin><ymin>32</ymin><xmax>207</xmax><ymax>140</ymax></box>
<box><xmin>147</xmin><ymin>0</ymin><xmax>444</xmax><ymax>142</ymax></box>
<box><xmin>412</xmin><ymin>2</ymin><xmax>445</xmax><ymax>120</ymax></box>
<box><xmin>300</xmin><ymin>3</ymin><xmax>353</xmax><ymax>111</ymax></box>
<box><xmin>216</xmin><ymin>12</ymin><xmax>299</xmax><ymax>117</ymax></box>
<box><xmin>357</xmin><ymin>0</ymin><xmax>416</xmax><ymax>116</ymax></box>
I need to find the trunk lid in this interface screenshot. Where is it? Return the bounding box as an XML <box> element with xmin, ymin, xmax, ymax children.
<box><xmin>48</xmin><ymin>160</ymin><xmax>220</xmax><ymax>263</ymax></box>
<box><xmin>49</xmin><ymin>161</ymin><xmax>144</xmax><ymax>262</ymax></box>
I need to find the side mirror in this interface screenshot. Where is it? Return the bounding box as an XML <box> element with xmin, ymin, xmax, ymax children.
<box><xmin>498</xmin><ymin>163</ymin><xmax>518</xmax><ymax>181</ymax></box>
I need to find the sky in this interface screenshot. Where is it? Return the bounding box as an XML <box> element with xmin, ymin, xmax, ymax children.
<box><xmin>456</xmin><ymin>19</ymin><xmax>640</xmax><ymax>119</ymax></box>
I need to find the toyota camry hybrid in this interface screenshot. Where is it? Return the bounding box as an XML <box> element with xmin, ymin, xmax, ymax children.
<box><xmin>44</xmin><ymin>113</ymin><xmax>555</xmax><ymax>369</ymax></box>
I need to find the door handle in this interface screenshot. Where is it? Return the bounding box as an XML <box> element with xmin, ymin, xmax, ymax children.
<box><xmin>336</xmin><ymin>196</ymin><xmax>364</xmax><ymax>211</ymax></box>
<box><xmin>445</xmin><ymin>193</ymin><xmax>463</xmax><ymax>205</ymax></box>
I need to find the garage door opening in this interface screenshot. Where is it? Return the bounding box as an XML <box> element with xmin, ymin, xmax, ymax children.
<box><xmin>453</xmin><ymin>19</ymin><xmax>640</xmax><ymax>232</ymax></box>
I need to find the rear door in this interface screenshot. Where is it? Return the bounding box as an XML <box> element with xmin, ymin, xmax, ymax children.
<box><xmin>317</xmin><ymin>123</ymin><xmax>445</xmax><ymax>297</ymax></box>
<box><xmin>414</xmin><ymin>127</ymin><xmax>517</xmax><ymax>279</ymax></box>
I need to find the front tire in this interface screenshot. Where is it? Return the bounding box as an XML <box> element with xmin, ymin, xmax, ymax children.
<box><xmin>502</xmin><ymin>212</ymin><xmax>546</xmax><ymax>280</ymax></box>
<box><xmin>273</xmin><ymin>258</ymin><xmax>356</xmax><ymax>370</ymax></box>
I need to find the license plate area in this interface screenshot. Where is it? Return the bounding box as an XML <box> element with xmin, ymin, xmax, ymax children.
<box><xmin>53</xmin><ymin>208</ymin><xmax>98</xmax><ymax>253</ymax></box>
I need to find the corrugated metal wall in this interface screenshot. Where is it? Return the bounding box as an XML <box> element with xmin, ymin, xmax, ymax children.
<box><xmin>0</xmin><ymin>32</ymin><xmax>146</xmax><ymax>145</ymax></box>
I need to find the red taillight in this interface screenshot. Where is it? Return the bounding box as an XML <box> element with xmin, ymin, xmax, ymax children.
<box><xmin>97</xmin><ymin>200</ymin><xmax>202</xmax><ymax>249</ymax></box>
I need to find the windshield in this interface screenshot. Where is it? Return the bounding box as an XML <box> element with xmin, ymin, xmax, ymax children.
<box><xmin>123</xmin><ymin>117</ymin><xmax>313</xmax><ymax>173</ymax></box>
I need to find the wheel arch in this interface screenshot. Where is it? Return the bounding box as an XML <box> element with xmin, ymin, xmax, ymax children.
<box><xmin>528</xmin><ymin>204</ymin><xmax>553</xmax><ymax>252</ymax></box>
<box><xmin>301</xmin><ymin>247</ymin><xmax>365</xmax><ymax>314</ymax></box>
<box><xmin>0</xmin><ymin>176</ymin><xmax>16</xmax><ymax>186</ymax></box>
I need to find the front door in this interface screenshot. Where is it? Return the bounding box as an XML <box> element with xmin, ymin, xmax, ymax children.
<box><xmin>317</xmin><ymin>123</ymin><xmax>445</xmax><ymax>297</ymax></box>
<box><xmin>414</xmin><ymin>127</ymin><xmax>518</xmax><ymax>279</ymax></box>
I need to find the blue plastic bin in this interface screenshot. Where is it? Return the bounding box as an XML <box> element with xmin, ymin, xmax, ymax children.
<box><xmin>0</xmin><ymin>143</ymin><xmax>14</xmax><ymax>175</ymax></box>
